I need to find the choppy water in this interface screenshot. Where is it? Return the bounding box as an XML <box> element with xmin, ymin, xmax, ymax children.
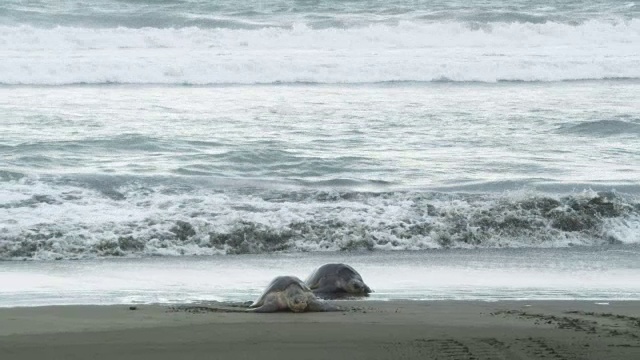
<box><xmin>1</xmin><ymin>1</ymin><xmax>640</xmax><ymax>261</ymax></box>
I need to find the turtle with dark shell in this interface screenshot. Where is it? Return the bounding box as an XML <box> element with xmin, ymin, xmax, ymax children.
<box><xmin>248</xmin><ymin>276</ymin><xmax>340</xmax><ymax>313</ymax></box>
<box><xmin>305</xmin><ymin>263</ymin><xmax>372</xmax><ymax>299</ymax></box>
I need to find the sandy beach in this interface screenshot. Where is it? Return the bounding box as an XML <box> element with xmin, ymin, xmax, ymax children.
<box><xmin>1</xmin><ymin>300</ymin><xmax>639</xmax><ymax>360</ymax></box>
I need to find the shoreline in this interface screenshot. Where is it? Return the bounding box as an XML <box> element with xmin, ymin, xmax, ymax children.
<box><xmin>2</xmin><ymin>300</ymin><xmax>639</xmax><ymax>359</ymax></box>
<box><xmin>2</xmin><ymin>246</ymin><xmax>638</xmax><ymax>307</ymax></box>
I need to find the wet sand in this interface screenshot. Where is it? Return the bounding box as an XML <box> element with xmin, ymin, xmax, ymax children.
<box><xmin>1</xmin><ymin>301</ymin><xmax>639</xmax><ymax>360</ymax></box>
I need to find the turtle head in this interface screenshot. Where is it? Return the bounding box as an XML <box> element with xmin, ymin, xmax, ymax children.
<box><xmin>347</xmin><ymin>279</ymin><xmax>372</xmax><ymax>295</ymax></box>
<box><xmin>287</xmin><ymin>294</ymin><xmax>308</xmax><ymax>313</ymax></box>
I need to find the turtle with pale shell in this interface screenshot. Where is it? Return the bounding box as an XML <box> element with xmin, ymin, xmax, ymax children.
<box><xmin>248</xmin><ymin>276</ymin><xmax>340</xmax><ymax>313</ymax></box>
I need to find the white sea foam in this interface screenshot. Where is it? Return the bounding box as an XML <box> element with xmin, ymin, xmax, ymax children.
<box><xmin>1</xmin><ymin>176</ymin><xmax>639</xmax><ymax>260</ymax></box>
<box><xmin>1</xmin><ymin>19</ymin><xmax>639</xmax><ymax>84</ymax></box>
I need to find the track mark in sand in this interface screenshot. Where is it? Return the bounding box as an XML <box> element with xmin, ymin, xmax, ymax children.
<box><xmin>168</xmin><ymin>305</ymin><xmax>248</xmax><ymax>313</ymax></box>
<box><xmin>608</xmin><ymin>343</ymin><xmax>640</xmax><ymax>348</ymax></box>
<box><xmin>466</xmin><ymin>338</ymin><xmax>511</xmax><ymax>360</ymax></box>
<box><xmin>167</xmin><ymin>303</ymin><xmax>369</xmax><ymax>314</ymax></box>
<box><xmin>563</xmin><ymin>311</ymin><xmax>640</xmax><ymax>340</ymax></box>
<box><xmin>386</xmin><ymin>336</ymin><xmax>592</xmax><ymax>359</ymax></box>
<box><xmin>477</xmin><ymin>337</ymin><xmax>506</xmax><ymax>347</ymax></box>
<box><xmin>564</xmin><ymin>311</ymin><xmax>640</xmax><ymax>326</ymax></box>
<box><xmin>493</xmin><ymin>310</ymin><xmax>598</xmax><ymax>334</ymax></box>
<box><xmin>478</xmin><ymin>337</ymin><xmax>586</xmax><ymax>360</ymax></box>
<box><xmin>391</xmin><ymin>338</ymin><xmax>512</xmax><ymax>360</ymax></box>
<box><xmin>411</xmin><ymin>339</ymin><xmax>477</xmax><ymax>359</ymax></box>
<box><xmin>512</xmin><ymin>337</ymin><xmax>572</xmax><ymax>360</ymax></box>
<box><xmin>167</xmin><ymin>301</ymin><xmax>251</xmax><ymax>313</ymax></box>
<box><xmin>475</xmin><ymin>337</ymin><xmax>509</xmax><ymax>358</ymax></box>
<box><xmin>493</xmin><ymin>309</ymin><xmax>640</xmax><ymax>342</ymax></box>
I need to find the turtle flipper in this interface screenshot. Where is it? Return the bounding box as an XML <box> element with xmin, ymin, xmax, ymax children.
<box><xmin>307</xmin><ymin>298</ymin><xmax>341</xmax><ymax>312</ymax></box>
<box><xmin>311</xmin><ymin>283</ymin><xmax>344</xmax><ymax>299</ymax></box>
<box><xmin>246</xmin><ymin>301</ymin><xmax>280</xmax><ymax>313</ymax></box>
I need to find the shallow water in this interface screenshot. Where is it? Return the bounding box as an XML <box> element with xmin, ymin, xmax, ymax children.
<box><xmin>1</xmin><ymin>246</ymin><xmax>639</xmax><ymax>307</ymax></box>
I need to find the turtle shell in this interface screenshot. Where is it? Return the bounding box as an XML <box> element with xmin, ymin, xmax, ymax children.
<box><xmin>305</xmin><ymin>263</ymin><xmax>362</xmax><ymax>290</ymax></box>
<box><xmin>251</xmin><ymin>276</ymin><xmax>310</xmax><ymax>307</ymax></box>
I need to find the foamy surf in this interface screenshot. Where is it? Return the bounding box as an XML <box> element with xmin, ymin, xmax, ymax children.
<box><xmin>1</xmin><ymin>176</ymin><xmax>639</xmax><ymax>261</ymax></box>
<box><xmin>0</xmin><ymin>19</ymin><xmax>639</xmax><ymax>84</ymax></box>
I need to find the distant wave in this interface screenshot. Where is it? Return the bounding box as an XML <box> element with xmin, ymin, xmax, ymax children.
<box><xmin>557</xmin><ymin>119</ymin><xmax>640</xmax><ymax>136</ymax></box>
<box><xmin>1</xmin><ymin>0</ymin><xmax>637</xmax><ymax>30</ymax></box>
<box><xmin>1</xmin><ymin>19</ymin><xmax>639</xmax><ymax>84</ymax></box>
<box><xmin>1</xmin><ymin>178</ymin><xmax>639</xmax><ymax>260</ymax></box>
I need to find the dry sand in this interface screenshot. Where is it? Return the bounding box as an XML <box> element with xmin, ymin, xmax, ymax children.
<box><xmin>1</xmin><ymin>300</ymin><xmax>639</xmax><ymax>359</ymax></box>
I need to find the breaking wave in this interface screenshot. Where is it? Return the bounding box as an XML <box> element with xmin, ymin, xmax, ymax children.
<box><xmin>1</xmin><ymin>177</ymin><xmax>638</xmax><ymax>260</ymax></box>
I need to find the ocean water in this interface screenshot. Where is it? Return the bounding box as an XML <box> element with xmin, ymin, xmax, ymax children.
<box><xmin>1</xmin><ymin>247</ymin><xmax>639</xmax><ymax>307</ymax></box>
<box><xmin>1</xmin><ymin>0</ymin><xmax>639</xmax><ymax>305</ymax></box>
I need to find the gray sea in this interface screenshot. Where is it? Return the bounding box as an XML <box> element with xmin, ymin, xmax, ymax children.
<box><xmin>0</xmin><ymin>0</ymin><xmax>639</xmax><ymax>306</ymax></box>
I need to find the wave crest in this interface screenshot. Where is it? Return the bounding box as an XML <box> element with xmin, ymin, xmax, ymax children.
<box><xmin>558</xmin><ymin>119</ymin><xmax>640</xmax><ymax>136</ymax></box>
<box><xmin>1</xmin><ymin>183</ymin><xmax>638</xmax><ymax>260</ymax></box>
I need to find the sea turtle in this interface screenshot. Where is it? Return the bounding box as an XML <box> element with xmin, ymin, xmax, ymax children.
<box><xmin>305</xmin><ymin>263</ymin><xmax>372</xmax><ymax>298</ymax></box>
<box><xmin>248</xmin><ymin>276</ymin><xmax>340</xmax><ymax>313</ymax></box>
